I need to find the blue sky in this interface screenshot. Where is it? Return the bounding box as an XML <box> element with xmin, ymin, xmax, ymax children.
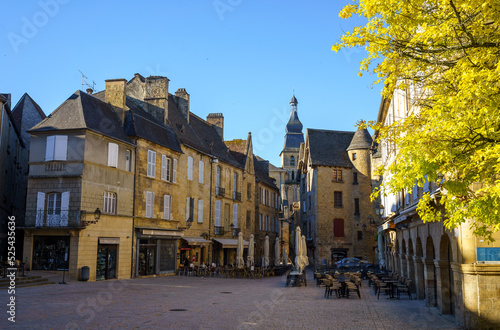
<box><xmin>1</xmin><ymin>1</ymin><xmax>382</xmax><ymax>166</ymax></box>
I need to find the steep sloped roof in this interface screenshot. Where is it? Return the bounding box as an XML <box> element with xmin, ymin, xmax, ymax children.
<box><xmin>12</xmin><ymin>93</ymin><xmax>46</xmax><ymax>129</ymax></box>
<box><xmin>254</xmin><ymin>155</ymin><xmax>277</xmax><ymax>188</ymax></box>
<box><xmin>307</xmin><ymin>129</ymin><xmax>355</xmax><ymax>168</ymax></box>
<box><xmin>347</xmin><ymin>126</ymin><xmax>373</xmax><ymax>151</ymax></box>
<box><xmin>30</xmin><ymin>90</ymin><xmax>133</xmax><ymax>144</ymax></box>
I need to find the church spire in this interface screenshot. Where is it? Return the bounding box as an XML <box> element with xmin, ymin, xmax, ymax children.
<box><xmin>286</xmin><ymin>95</ymin><xmax>302</xmax><ymax>133</ymax></box>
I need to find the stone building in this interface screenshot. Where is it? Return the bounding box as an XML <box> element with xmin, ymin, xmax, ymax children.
<box><xmin>21</xmin><ymin>73</ymin><xmax>279</xmax><ymax>280</ymax></box>
<box><xmin>22</xmin><ymin>90</ymin><xmax>135</xmax><ymax>281</ymax></box>
<box><xmin>375</xmin><ymin>88</ymin><xmax>500</xmax><ymax>328</ymax></box>
<box><xmin>297</xmin><ymin>127</ymin><xmax>377</xmax><ymax>268</ymax></box>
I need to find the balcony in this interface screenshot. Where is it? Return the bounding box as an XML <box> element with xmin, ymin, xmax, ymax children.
<box><xmin>214</xmin><ymin>226</ymin><xmax>225</xmax><ymax>235</ymax></box>
<box><xmin>45</xmin><ymin>162</ymin><xmax>66</xmax><ymax>172</ymax></box>
<box><xmin>233</xmin><ymin>191</ymin><xmax>241</xmax><ymax>202</ymax></box>
<box><xmin>25</xmin><ymin>210</ymin><xmax>83</xmax><ymax>228</ymax></box>
<box><xmin>231</xmin><ymin>227</ymin><xmax>240</xmax><ymax>237</ymax></box>
<box><xmin>216</xmin><ymin>187</ymin><xmax>225</xmax><ymax>197</ymax></box>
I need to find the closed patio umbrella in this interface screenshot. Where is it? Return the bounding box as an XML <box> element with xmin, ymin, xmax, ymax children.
<box><xmin>275</xmin><ymin>237</ymin><xmax>281</xmax><ymax>266</ymax></box>
<box><xmin>283</xmin><ymin>249</ymin><xmax>288</xmax><ymax>266</ymax></box>
<box><xmin>295</xmin><ymin>227</ymin><xmax>303</xmax><ymax>272</ymax></box>
<box><xmin>236</xmin><ymin>232</ymin><xmax>244</xmax><ymax>268</ymax></box>
<box><xmin>247</xmin><ymin>234</ymin><xmax>254</xmax><ymax>267</ymax></box>
<box><xmin>301</xmin><ymin>234</ymin><xmax>309</xmax><ymax>270</ymax></box>
<box><xmin>264</xmin><ymin>235</ymin><xmax>270</xmax><ymax>268</ymax></box>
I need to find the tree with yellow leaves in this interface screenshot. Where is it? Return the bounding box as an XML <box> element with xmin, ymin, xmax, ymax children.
<box><xmin>333</xmin><ymin>0</ymin><xmax>500</xmax><ymax>240</ymax></box>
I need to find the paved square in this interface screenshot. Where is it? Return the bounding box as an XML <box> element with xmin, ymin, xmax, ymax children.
<box><xmin>2</xmin><ymin>271</ymin><xmax>460</xmax><ymax>329</ymax></box>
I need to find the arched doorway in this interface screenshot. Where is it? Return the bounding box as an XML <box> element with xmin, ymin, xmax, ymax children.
<box><xmin>425</xmin><ymin>236</ymin><xmax>437</xmax><ymax>307</ymax></box>
<box><xmin>438</xmin><ymin>234</ymin><xmax>454</xmax><ymax>315</ymax></box>
<box><xmin>415</xmin><ymin>237</ymin><xmax>425</xmax><ymax>299</ymax></box>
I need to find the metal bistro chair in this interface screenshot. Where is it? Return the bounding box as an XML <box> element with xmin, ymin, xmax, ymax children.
<box><xmin>397</xmin><ymin>279</ymin><xmax>413</xmax><ymax>299</ymax></box>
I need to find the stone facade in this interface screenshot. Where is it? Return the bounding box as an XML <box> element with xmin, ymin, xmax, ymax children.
<box><xmin>376</xmin><ymin>87</ymin><xmax>500</xmax><ymax>329</ymax></box>
<box><xmin>298</xmin><ymin>127</ymin><xmax>377</xmax><ymax>268</ymax></box>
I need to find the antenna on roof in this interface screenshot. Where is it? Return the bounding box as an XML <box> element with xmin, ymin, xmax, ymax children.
<box><xmin>78</xmin><ymin>70</ymin><xmax>97</xmax><ymax>92</ymax></box>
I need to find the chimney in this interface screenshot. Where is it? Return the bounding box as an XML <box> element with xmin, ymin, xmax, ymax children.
<box><xmin>175</xmin><ymin>88</ymin><xmax>190</xmax><ymax>122</ymax></box>
<box><xmin>86</xmin><ymin>88</ymin><xmax>93</xmax><ymax>95</ymax></box>
<box><xmin>105</xmin><ymin>79</ymin><xmax>127</xmax><ymax>124</ymax></box>
<box><xmin>207</xmin><ymin>113</ymin><xmax>224</xmax><ymax>140</ymax></box>
<box><xmin>144</xmin><ymin>76</ymin><xmax>169</xmax><ymax>124</ymax></box>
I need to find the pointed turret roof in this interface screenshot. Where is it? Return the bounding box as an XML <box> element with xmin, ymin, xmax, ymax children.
<box><xmin>347</xmin><ymin>126</ymin><xmax>373</xmax><ymax>151</ymax></box>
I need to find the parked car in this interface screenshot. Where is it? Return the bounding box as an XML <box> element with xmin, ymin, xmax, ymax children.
<box><xmin>335</xmin><ymin>258</ymin><xmax>361</xmax><ymax>268</ymax></box>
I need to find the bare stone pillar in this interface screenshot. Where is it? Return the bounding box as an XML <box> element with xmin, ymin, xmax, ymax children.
<box><xmin>415</xmin><ymin>257</ymin><xmax>426</xmax><ymax>299</ymax></box>
<box><xmin>424</xmin><ymin>258</ymin><xmax>437</xmax><ymax>307</ymax></box>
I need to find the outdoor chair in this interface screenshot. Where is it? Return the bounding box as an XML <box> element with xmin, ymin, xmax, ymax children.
<box><xmin>316</xmin><ymin>273</ymin><xmax>323</xmax><ymax>286</ymax></box>
<box><xmin>346</xmin><ymin>281</ymin><xmax>360</xmax><ymax>299</ymax></box>
<box><xmin>397</xmin><ymin>279</ymin><xmax>412</xmax><ymax>299</ymax></box>
<box><xmin>376</xmin><ymin>280</ymin><xmax>391</xmax><ymax>299</ymax></box>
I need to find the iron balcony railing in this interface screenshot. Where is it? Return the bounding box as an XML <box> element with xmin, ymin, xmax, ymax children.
<box><xmin>216</xmin><ymin>187</ymin><xmax>225</xmax><ymax>197</ymax></box>
<box><xmin>214</xmin><ymin>226</ymin><xmax>225</xmax><ymax>235</ymax></box>
<box><xmin>25</xmin><ymin>210</ymin><xmax>101</xmax><ymax>228</ymax></box>
<box><xmin>231</xmin><ymin>227</ymin><xmax>240</xmax><ymax>237</ymax></box>
<box><xmin>233</xmin><ymin>191</ymin><xmax>241</xmax><ymax>202</ymax></box>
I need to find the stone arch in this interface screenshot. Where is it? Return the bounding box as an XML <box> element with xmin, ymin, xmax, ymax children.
<box><xmin>415</xmin><ymin>237</ymin><xmax>425</xmax><ymax>299</ymax></box>
<box><xmin>438</xmin><ymin>234</ymin><xmax>455</xmax><ymax>315</ymax></box>
<box><xmin>425</xmin><ymin>235</ymin><xmax>437</xmax><ymax>307</ymax></box>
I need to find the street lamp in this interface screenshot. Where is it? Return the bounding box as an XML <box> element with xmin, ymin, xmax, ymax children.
<box><xmin>94</xmin><ymin>208</ymin><xmax>101</xmax><ymax>221</ymax></box>
<box><xmin>375</xmin><ymin>203</ymin><xmax>384</xmax><ymax>217</ymax></box>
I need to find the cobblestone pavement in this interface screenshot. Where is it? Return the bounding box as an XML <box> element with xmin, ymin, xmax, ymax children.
<box><xmin>2</xmin><ymin>270</ymin><xmax>461</xmax><ymax>329</ymax></box>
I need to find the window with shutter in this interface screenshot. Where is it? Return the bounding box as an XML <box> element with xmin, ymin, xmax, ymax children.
<box><xmin>60</xmin><ymin>192</ymin><xmax>70</xmax><ymax>226</ymax></box>
<box><xmin>54</xmin><ymin>136</ymin><xmax>68</xmax><ymax>161</ymax></box>
<box><xmin>146</xmin><ymin>191</ymin><xmax>154</xmax><ymax>218</ymax></box>
<box><xmin>36</xmin><ymin>192</ymin><xmax>45</xmax><ymax>227</ymax></box>
<box><xmin>45</xmin><ymin>136</ymin><xmax>55</xmax><ymax>161</ymax></box>
<box><xmin>147</xmin><ymin>150</ymin><xmax>156</xmax><ymax>178</ymax></box>
<box><xmin>172</xmin><ymin>159</ymin><xmax>177</xmax><ymax>183</ymax></box>
<box><xmin>161</xmin><ymin>155</ymin><xmax>167</xmax><ymax>180</ymax></box>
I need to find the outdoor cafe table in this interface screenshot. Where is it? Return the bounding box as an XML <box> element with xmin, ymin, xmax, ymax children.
<box><xmin>383</xmin><ymin>280</ymin><xmax>399</xmax><ymax>299</ymax></box>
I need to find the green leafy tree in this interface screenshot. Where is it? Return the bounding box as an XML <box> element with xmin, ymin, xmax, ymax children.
<box><xmin>333</xmin><ymin>0</ymin><xmax>500</xmax><ymax>240</ymax></box>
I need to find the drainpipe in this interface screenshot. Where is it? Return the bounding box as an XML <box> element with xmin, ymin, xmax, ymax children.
<box><xmin>130</xmin><ymin>139</ymin><xmax>137</xmax><ymax>279</ymax></box>
<box><xmin>208</xmin><ymin>157</ymin><xmax>214</xmax><ymax>265</ymax></box>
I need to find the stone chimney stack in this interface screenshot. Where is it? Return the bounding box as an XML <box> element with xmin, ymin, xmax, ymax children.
<box><xmin>175</xmin><ymin>88</ymin><xmax>190</xmax><ymax>122</ymax></box>
<box><xmin>86</xmin><ymin>88</ymin><xmax>93</xmax><ymax>95</ymax></box>
<box><xmin>207</xmin><ymin>113</ymin><xmax>224</xmax><ymax>140</ymax></box>
<box><xmin>105</xmin><ymin>79</ymin><xmax>127</xmax><ymax>124</ymax></box>
<box><xmin>144</xmin><ymin>76</ymin><xmax>169</xmax><ymax>124</ymax></box>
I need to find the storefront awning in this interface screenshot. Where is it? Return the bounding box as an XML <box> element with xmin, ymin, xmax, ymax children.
<box><xmin>138</xmin><ymin>228</ymin><xmax>184</xmax><ymax>239</ymax></box>
<box><xmin>212</xmin><ymin>238</ymin><xmax>249</xmax><ymax>248</ymax></box>
<box><xmin>182</xmin><ymin>237</ymin><xmax>212</xmax><ymax>246</ymax></box>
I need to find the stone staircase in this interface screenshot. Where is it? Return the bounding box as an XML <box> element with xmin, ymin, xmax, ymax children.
<box><xmin>0</xmin><ymin>275</ymin><xmax>55</xmax><ymax>289</ymax></box>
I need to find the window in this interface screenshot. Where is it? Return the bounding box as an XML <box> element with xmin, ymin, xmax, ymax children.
<box><xmin>308</xmin><ymin>196</ymin><xmax>311</xmax><ymax>210</ymax></box>
<box><xmin>290</xmin><ymin>156</ymin><xmax>295</xmax><ymax>166</ymax></box>
<box><xmin>247</xmin><ymin>183</ymin><xmax>252</xmax><ymax>200</ymax></box>
<box><xmin>232</xmin><ymin>204</ymin><xmax>238</xmax><ymax>227</ymax></box>
<box><xmin>145</xmin><ymin>191</ymin><xmax>154</xmax><ymax>218</ymax></box>
<box><xmin>147</xmin><ymin>150</ymin><xmax>156</xmax><ymax>178</ymax></box>
<box><xmin>333</xmin><ymin>218</ymin><xmax>344</xmax><ymax>237</ymax></box>
<box><xmin>161</xmin><ymin>155</ymin><xmax>169</xmax><ymax>181</ymax></box>
<box><xmin>215</xmin><ymin>200</ymin><xmax>221</xmax><ymax>227</ymax></box>
<box><xmin>354</xmin><ymin>198</ymin><xmax>360</xmax><ymax>215</ymax></box>
<box><xmin>186</xmin><ymin>197</ymin><xmax>194</xmax><ymax>222</ymax></box>
<box><xmin>103</xmin><ymin>192</ymin><xmax>117</xmax><ymax>214</ymax></box>
<box><xmin>259</xmin><ymin>214</ymin><xmax>262</xmax><ymax>231</ymax></box>
<box><xmin>187</xmin><ymin>156</ymin><xmax>193</xmax><ymax>181</ymax></box>
<box><xmin>233</xmin><ymin>173</ymin><xmax>238</xmax><ymax>199</ymax></box>
<box><xmin>107</xmin><ymin>143</ymin><xmax>119</xmax><ymax>167</ymax></box>
<box><xmin>357</xmin><ymin>231</ymin><xmax>363</xmax><ymax>240</ymax></box>
<box><xmin>246</xmin><ymin>210</ymin><xmax>251</xmax><ymax>229</ymax></box>
<box><xmin>197</xmin><ymin>199</ymin><xmax>204</xmax><ymax>223</ymax></box>
<box><xmin>333</xmin><ymin>169</ymin><xmax>342</xmax><ymax>182</ymax></box>
<box><xmin>36</xmin><ymin>192</ymin><xmax>70</xmax><ymax>227</ymax></box>
<box><xmin>334</xmin><ymin>191</ymin><xmax>343</xmax><ymax>207</ymax></box>
<box><xmin>353</xmin><ymin>172</ymin><xmax>358</xmax><ymax>184</ymax></box>
<box><xmin>199</xmin><ymin>161</ymin><xmax>204</xmax><ymax>184</ymax></box>
<box><xmin>45</xmin><ymin>135</ymin><xmax>68</xmax><ymax>161</ymax></box>
<box><xmin>352</xmin><ymin>153</ymin><xmax>357</xmax><ymax>161</ymax></box>
<box><xmin>163</xmin><ymin>195</ymin><xmax>171</xmax><ymax>220</ymax></box>
<box><xmin>126</xmin><ymin>150</ymin><xmax>131</xmax><ymax>171</ymax></box>
<box><xmin>216</xmin><ymin>166</ymin><xmax>221</xmax><ymax>193</ymax></box>
<box><xmin>412</xmin><ymin>183</ymin><xmax>419</xmax><ymax>201</ymax></box>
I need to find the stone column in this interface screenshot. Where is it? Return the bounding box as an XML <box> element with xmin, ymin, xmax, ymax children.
<box><xmin>407</xmin><ymin>255</ymin><xmax>416</xmax><ymax>291</ymax></box>
<box><xmin>423</xmin><ymin>258</ymin><xmax>437</xmax><ymax>307</ymax></box>
<box><xmin>378</xmin><ymin>233</ymin><xmax>386</xmax><ymax>268</ymax></box>
<box><xmin>435</xmin><ymin>259</ymin><xmax>452</xmax><ymax>315</ymax></box>
<box><xmin>414</xmin><ymin>257</ymin><xmax>425</xmax><ymax>299</ymax></box>
<box><xmin>400</xmin><ymin>254</ymin><xmax>407</xmax><ymax>277</ymax></box>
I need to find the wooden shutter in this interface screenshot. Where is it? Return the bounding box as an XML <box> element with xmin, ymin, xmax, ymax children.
<box><xmin>197</xmin><ymin>199</ymin><xmax>203</xmax><ymax>223</ymax></box>
<box><xmin>164</xmin><ymin>195</ymin><xmax>171</xmax><ymax>220</ymax></box>
<box><xmin>173</xmin><ymin>159</ymin><xmax>177</xmax><ymax>183</ymax></box>
<box><xmin>45</xmin><ymin>136</ymin><xmax>55</xmax><ymax>161</ymax></box>
<box><xmin>187</xmin><ymin>156</ymin><xmax>193</xmax><ymax>180</ymax></box>
<box><xmin>108</xmin><ymin>143</ymin><xmax>118</xmax><ymax>167</ymax></box>
<box><xmin>199</xmin><ymin>161</ymin><xmax>204</xmax><ymax>184</ymax></box>
<box><xmin>54</xmin><ymin>135</ymin><xmax>68</xmax><ymax>161</ymax></box>
<box><xmin>186</xmin><ymin>197</ymin><xmax>191</xmax><ymax>221</ymax></box>
<box><xmin>36</xmin><ymin>192</ymin><xmax>45</xmax><ymax>227</ymax></box>
<box><xmin>60</xmin><ymin>192</ymin><xmax>70</xmax><ymax>226</ymax></box>
<box><xmin>146</xmin><ymin>191</ymin><xmax>154</xmax><ymax>218</ymax></box>
<box><xmin>334</xmin><ymin>218</ymin><xmax>344</xmax><ymax>237</ymax></box>
<box><xmin>232</xmin><ymin>204</ymin><xmax>238</xmax><ymax>227</ymax></box>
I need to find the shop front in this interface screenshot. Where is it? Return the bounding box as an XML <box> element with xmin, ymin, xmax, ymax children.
<box><xmin>32</xmin><ymin>235</ymin><xmax>70</xmax><ymax>270</ymax></box>
<box><xmin>96</xmin><ymin>238</ymin><xmax>119</xmax><ymax>280</ymax></box>
<box><xmin>179</xmin><ymin>237</ymin><xmax>212</xmax><ymax>266</ymax></box>
<box><xmin>135</xmin><ymin>228</ymin><xmax>182</xmax><ymax>277</ymax></box>
<box><xmin>212</xmin><ymin>238</ymin><xmax>248</xmax><ymax>266</ymax></box>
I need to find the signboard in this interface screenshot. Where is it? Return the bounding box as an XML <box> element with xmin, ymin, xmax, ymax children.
<box><xmin>477</xmin><ymin>248</ymin><xmax>500</xmax><ymax>263</ymax></box>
